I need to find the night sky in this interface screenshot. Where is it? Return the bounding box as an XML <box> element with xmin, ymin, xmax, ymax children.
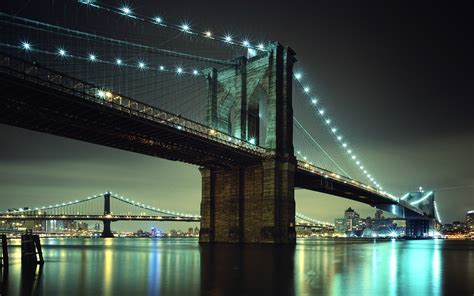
<box><xmin>0</xmin><ymin>0</ymin><xmax>473</xmax><ymax>230</ymax></box>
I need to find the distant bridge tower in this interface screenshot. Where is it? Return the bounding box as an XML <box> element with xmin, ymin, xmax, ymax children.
<box><xmin>200</xmin><ymin>43</ymin><xmax>297</xmax><ymax>244</ymax></box>
<box><xmin>102</xmin><ymin>192</ymin><xmax>114</xmax><ymax>238</ymax></box>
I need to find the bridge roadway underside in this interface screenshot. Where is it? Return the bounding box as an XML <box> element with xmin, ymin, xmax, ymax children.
<box><xmin>0</xmin><ymin>73</ymin><xmax>262</xmax><ymax>168</ymax></box>
<box><xmin>295</xmin><ymin>169</ymin><xmax>397</xmax><ymax>207</ymax></box>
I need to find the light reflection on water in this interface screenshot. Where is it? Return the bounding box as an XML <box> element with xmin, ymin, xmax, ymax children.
<box><xmin>0</xmin><ymin>238</ymin><xmax>473</xmax><ymax>295</ymax></box>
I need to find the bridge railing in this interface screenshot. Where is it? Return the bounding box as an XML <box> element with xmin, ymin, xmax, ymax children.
<box><xmin>0</xmin><ymin>53</ymin><xmax>268</xmax><ymax>156</ymax></box>
<box><xmin>297</xmin><ymin>160</ymin><xmax>397</xmax><ymax>201</ymax></box>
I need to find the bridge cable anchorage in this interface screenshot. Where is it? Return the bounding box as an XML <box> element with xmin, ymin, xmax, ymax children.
<box><xmin>292</xmin><ymin>71</ymin><xmax>394</xmax><ymax>197</ymax></box>
<box><xmin>0</xmin><ymin>13</ymin><xmax>236</xmax><ymax>66</ymax></box>
<box><xmin>76</xmin><ymin>0</ymin><xmax>271</xmax><ymax>53</ymax></box>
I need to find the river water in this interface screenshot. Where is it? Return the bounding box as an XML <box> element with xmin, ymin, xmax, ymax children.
<box><xmin>0</xmin><ymin>238</ymin><xmax>473</xmax><ymax>295</ymax></box>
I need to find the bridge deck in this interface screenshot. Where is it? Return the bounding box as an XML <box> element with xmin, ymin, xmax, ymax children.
<box><xmin>0</xmin><ymin>54</ymin><xmax>266</xmax><ymax>168</ymax></box>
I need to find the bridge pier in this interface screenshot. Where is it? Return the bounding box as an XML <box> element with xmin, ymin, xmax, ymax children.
<box><xmin>199</xmin><ymin>157</ymin><xmax>296</xmax><ymax>244</ymax></box>
<box><xmin>101</xmin><ymin>220</ymin><xmax>114</xmax><ymax>238</ymax></box>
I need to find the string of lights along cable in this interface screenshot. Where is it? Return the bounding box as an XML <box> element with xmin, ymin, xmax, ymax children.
<box><xmin>9</xmin><ymin>41</ymin><xmax>205</xmax><ymax>77</ymax></box>
<box><xmin>293</xmin><ymin>71</ymin><xmax>395</xmax><ymax>199</ymax></box>
<box><xmin>77</xmin><ymin>0</ymin><xmax>270</xmax><ymax>53</ymax></box>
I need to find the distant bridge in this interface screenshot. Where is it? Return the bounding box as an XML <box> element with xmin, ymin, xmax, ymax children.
<box><xmin>0</xmin><ymin>192</ymin><xmax>333</xmax><ymax>237</ymax></box>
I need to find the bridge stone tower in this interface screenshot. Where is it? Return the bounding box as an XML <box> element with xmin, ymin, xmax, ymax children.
<box><xmin>200</xmin><ymin>43</ymin><xmax>297</xmax><ymax>244</ymax></box>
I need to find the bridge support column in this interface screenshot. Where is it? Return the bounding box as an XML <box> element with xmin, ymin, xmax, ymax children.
<box><xmin>101</xmin><ymin>192</ymin><xmax>114</xmax><ymax>238</ymax></box>
<box><xmin>199</xmin><ymin>156</ymin><xmax>296</xmax><ymax>244</ymax></box>
<box><xmin>101</xmin><ymin>220</ymin><xmax>114</xmax><ymax>238</ymax></box>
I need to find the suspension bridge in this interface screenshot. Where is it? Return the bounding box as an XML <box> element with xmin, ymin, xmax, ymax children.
<box><xmin>0</xmin><ymin>1</ymin><xmax>441</xmax><ymax>243</ymax></box>
<box><xmin>0</xmin><ymin>192</ymin><xmax>333</xmax><ymax>237</ymax></box>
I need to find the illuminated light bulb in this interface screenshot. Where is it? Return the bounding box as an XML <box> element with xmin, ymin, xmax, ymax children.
<box><xmin>181</xmin><ymin>23</ymin><xmax>190</xmax><ymax>32</ymax></box>
<box><xmin>331</xmin><ymin>128</ymin><xmax>337</xmax><ymax>133</ymax></box>
<box><xmin>242</xmin><ymin>40</ymin><xmax>250</xmax><ymax>47</ymax></box>
<box><xmin>356</xmin><ymin>161</ymin><xmax>360</xmax><ymax>165</ymax></box>
<box><xmin>325</xmin><ymin>119</ymin><xmax>331</xmax><ymax>124</ymax></box>
<box><xmin>249</xmin><ymin>138</ymin><xmax>256</xmax><ymax>145</ymax></box>
<box><xmin>337</xmin><ymin>136</ymin><xmax>342</xmax><ymax>141</ymax></box>
<box><xmin>138</xmin><ymin>62</ymin><xmax>145</xmax><ymax>69</ymax></box>
<box><xmin>342</xmin><ymin>143</ymin><xmax>347</xmax><ymax>148</ymax></box>
<box><xmin>364</xmin><ymin>170</ymin><xmax>367</xmax><ymax>174</ymax></box>
<box><xmin>257</xmin><ymin>43</ymin><xmax>265</xmax><ymax>50</ymax></box>
<box><xmin>295</xmin><ymin>73</ymin><xmax>302</xmax><ymax>80</ymax></box>
<box><xmin>319</xmin><ymin>109</ymin><xmax>325</xmax><ymax>115</ymax></box>
<box><xmin>105</xmin><ymin>91</ymin><xmax>113</xmax><ymax>98</ymax></box>
<box><xmin>116</xmin><ymin>59</ymin><xmax>122</xmax><ymax>65</ymax></box>
<box><xmin>205</xmin><ymin>31</ymin><xmax>212</xmax><ymax>38</ymax></box>
<box><xmin>304</xmin><ymin>87</ymin><xmax>310</xmax><ymax>93</ymax></box>
<box><xmin>89</xmin><ymin>54</ymin><xmax>96</xmax><ymax>61</ymax></box>
<box><xmin>121</xmin><ymin>6</ymin><xmax>132</xmax><ymax>15</ymax></box>
<box><xmin>97</xmin><ymin>90</ymin><xmax>105</xmax><ymax>98</ymax></box>
<box><xmin>351</xmin><ymin>155</ymin><xmax>356</xmax><ymax>160</ymax></box>
<box><xmin>58</xmin><ymin>48</ymin><xmax>66</xmax><ymax>56</ymax></box>
<box><xmin>347</xmin><ymin>149</ymin><xmax>352</xmax><ymax>154</ymax></box>
<box><xmin>154</xmin><ymin>16</ymin><xmax>162</xmax><ymax>24</ymax></box>
<box><xmin>311</xmin><ymin>99</ymin><xmax>317</xmax><ymax>104</ymax></box>
<box><xmin>176</xmin><ymin>67</ymin><xmax>183</xmax><ymax>74</ymax></box>
<box><xmin>193</xmin><ymin>69</ymin><xmax>199</xmax><ymax>75</ymax></box>
<box><xmin>224</xmin><ymin>35</ymin><xmax>233</xmax><ymax>43</ymax></box>
<box><xmin>21</xmin><ymin>41</ymin><xmax>32</xmax><ymax>51</ymax></box>
<box><xmin>159</xmin><ymin>65</ymin><xmax>165</xmax><ymax>71</ymax></box>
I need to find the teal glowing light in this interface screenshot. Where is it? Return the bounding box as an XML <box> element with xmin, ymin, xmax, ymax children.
<box><xmin>138</xmin><ymin>61</ymin><xmax>145</xmax><ymax>69</ymax></box>
<box><xmin>224</xmin><ymin>35</ymin><xmax>232</xmax><ymax>43</ymax></box>
<box><xmin>121</xmin><ymin>6</ymin><xmax>132</xmax><ymax>15</ymax></box>
<box><xmin>181</xmin><ymin>23</ymin><xmax>190</xmax><ymax>32</ymax></box>
<box><xmin>249</xmin><ymin>138</ymin><xmax>256</xmax><ymax>145</ymax></box>
<box><xmin>57</xmin><ymin>48</ymin><xmax>66</xmax><ymax>56</ymax></box>
<box><xmin>176</xmin><ymin>67</ymin><xmax>183</xmax><ymax>74</ymax></box>
<box><xmin>242</xmin><ymin>40</ymin><xmax>250</xmax><ymax>47</ymax></box>
<box><xmin>257</xmin><ymin>43</ymin><xmax>265</xmax><ymax>50</ymax></box>
<box><xmin>21</xmin><ymin>41</ymin><xmax>31</xmax><ymax>50</ymax></box>
<box><xmin>88</xmin><ymin>54</ymin><xmax>96</xmax><ymax>61</ymax></box>
<box><xmin>154</xmin><ymin>16</ymin><xmax>162</xmax><ymax>24</ymax></box>
<box><xmin>116</xmin><ymin>59</ymin><xmax>122</xmax><ymax>65</ymax></box>
<box><xmin>192</xmin><ymin>69</ymin><xmax>199</xmax><ymax>75</ymax></box>
<box><xmin>410</xmin><ymin>191</ymin><xmax>433</xmax><ymax>206</ymax></box>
